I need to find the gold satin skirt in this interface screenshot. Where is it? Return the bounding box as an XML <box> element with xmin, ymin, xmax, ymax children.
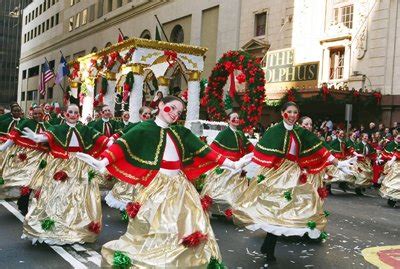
<box><xmin>0</xmin><ymin>141</ymin><xmax>5</xmax><ymax>175</ymax></box>
<box><xmin>97</xmin><ymin>173</ymin><xmax>117</xmax><ymax>191</ymax></box>
<box><xmin>105</xmin><ymin>181</ymin><xmax>144</xmax><ymax>211</ymax></box>
<box><xmin>0</xmin><ymin>145</ymin><xmax>47</xmax><ymax>199</ymax></box>
<box><xmin>233</xmin><ymin>160</ymin><xmax>326</xmax><ymax>238</ymax></box>
<box><xmin>22</xmin><ymin>155</ymin><xmax>102</xmax><ymax>245</ymax></box>
<box><xmin>101</xmin><ymin>172</ymin><xmax>221</xmax><ymax>268</ymax></box>
<box><xmin>308</xmin><ymin>170</ymin><xmax>326</xmax><ymax>189</ymax></box>
<box><xmin>325</xmin><ymin>163</ymin><xmax>356</xmax><ymax>184</ymax></box>
<box><xmin>28</xmin><ymin>154</ymin><xmax>51</xmax><ymax>191</ymax></box>
<box><xmin>380</xmin><ymin>161</ymin><xmax>400</xmax><ymax>201</ymax></box>
<box><xmin>201</xmin><ymin>168</ymin><xmax>249</xmax><ymax>215</ymax></box>
<box><xmin>354</xmin><ymin>159</ymin><xmax>373</xmax><ymax>187</ymax></box>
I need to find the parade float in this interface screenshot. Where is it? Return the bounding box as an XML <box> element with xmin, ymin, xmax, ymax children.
<box><xmin>66</xmin><ymin>37</ymin><xmax>207</xmax><ymax>128</ymax></box>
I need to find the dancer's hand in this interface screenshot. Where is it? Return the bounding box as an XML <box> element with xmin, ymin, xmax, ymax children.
<box><xmin>106</xmin><ymin>137</ymin><xmax>114</xmax><ymax>148</ymax></box>
<box><xmin>387</xmin><ymin>156</ymin><xmax>397</xmax><ymax>167</ymax></box>
<box><xmin>375</xmin><ymin>156</ymin><xmax>383</xmax><ymax>165</ymax></box>
<box><xmin>353</xmin><ymin>152</ymin><xmax>363</xmax><ymax>158</ymax></box>
<box><xmin>337</xmin><ymin>158</ymin><xmax>355</xmax><ymax>175</ymax></box>
<box><xmin>234</xmin><ymin>153</ymin><xmax>254</xmax><ymax>170</ymax></box>
<box><xmin>21</xmin><ymin>127</ymin><xmax>48</xmax><ymax>143</ymax></box>
<box><xmin>76</xmin><ymin>152</ymin><xmax>109</xmax><ymax>173</ymax></box>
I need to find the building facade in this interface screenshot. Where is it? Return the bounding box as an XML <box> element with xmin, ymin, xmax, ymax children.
<box><xmin>0</xmin><ymin>0</ymin><xmax>32</xmax><ymax>107</ymax></box>
<box><xmin>18</xmin><ymin>0</ymin><xmax>241</xmax><ymax>112</ymax></box>
<box><xmin>238</xmin><ymin>0</ymin><xmax>399</xmax><ymax>126</ymax></box>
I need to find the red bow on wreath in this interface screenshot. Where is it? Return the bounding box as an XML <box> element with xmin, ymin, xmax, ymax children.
<box><xmin>373</xmin><ymin>91</ymin><xmax>382</xmax><ymax>104</ymax></box>
<box><xmin>321</xmin><ymin>85</ymin><xmax>330</xmax><ymax>101</ymax></box>
<box><xmin>164</xmin><ymin>50</ymin><xmax>177</xmax><ymax>67</ymax></box>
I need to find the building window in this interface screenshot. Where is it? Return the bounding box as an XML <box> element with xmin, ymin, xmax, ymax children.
<box><xmin>46</xmin><ymin>19</ymin><xmax>50</xmax><ymax>30</ymax></box>
<box><xmin>255</xmin><ymin>12</ymin><xmax>267</xmax><ymax>36</ymax></box>
<box><xmin>38</xmin><ymin>25</ymin><xmax>41</xmax><ymax>34</ymax></box>
<box><xmin>97</xmin><ymin>0</ymin><xmax>104</xmax><ymax>18</ymax></box>
<box><xmin>82</xmin><ymin>9</ymin><xmax>88</xmax><ymax>25</ymax></box>
<box><xmin>42</xmin><ymin>22</ymin><xmax>45</xmax><ymax>32</ymax></box>
<box><xmin>69</xmin><ymin>16</ymin><xmax>74</xmax><ymax>31</ymax></box>
<box><xmin>333</xmin><ymin>5</ymin><xmax>353</xmax><ymax>29</ymax></box>
<box><xmin>170</xmin><ymin>25</ymin><xmax>184</xmax><ymax>43</ymax></box>
<box><xmin>47</xmin><ymin>87</ymin><xmax>53</xmax><ymax>99</ymax></box>
<box><xmin>43</xmin><ymin>1</ymin><xmax>47</xmax><ymax>11</ymax></box>
<box><xmin>75</xmin><ymin>13</ymin><xmax>81</xmax><ymax>28</ymax></box>
<box><xmin>22</xmin><ymin>70</ymin><xmax>27</xmax><ymax>79</ymax></box>
<box><xmin>329</xmin><ymin>47</ymin><xmax>345</xmax><ymax>80</ymax></box>
<box><xmin>107</xmin><ymin>0</ymin><xmax>112</xmax><ymax>12</ymax></box>
<box><xmin>51</xmin><ymin>16</ymin><xmax>54</xmax><ymax>28</ymax></box>
<box><xmin>39</xmin><ymin>4</ymin><xmax>42</xmax><ymax>14</ymax></box>
<box><xmin>117</xmin><ymin>0</ymin><xmax>122</xmax><ymax>8</ymax></box>
<box><xmin>21</xmin><ymin>92</ymin><xmax>25</xmax><ymax>101</ymax></box>
<box><xmin>55</xmin><ymin>13</ymin><xmax>59</xmax><ymax>25</ymax></box>
<box><xmin>140</xmin><ymin>29</ymin><xmax>151</xmax><ymax>39</ymax></box>
<box><xmin>34</xmin><ymin>27</ymin><xmax>37</xmax><ymax>37</ymax></box>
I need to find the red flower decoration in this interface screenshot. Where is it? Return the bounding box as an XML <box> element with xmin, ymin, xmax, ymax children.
<box><xmin>236</xmin><ymin>73</ymin><xmax>246</xmax><ymax>84</ymax></box>
<box><xmin>88</xmin><ymin>221</ymin><xmax>101</xmax><ymax>234</ymax></box>
<box><xmin>225</xmin><ymin>208</ymin><xmax>233</xmax><ymax>220</ymax></box>
<box><xmin>164</xmin><ymin>50</ymin><xmax>178</xmax><ymax>67</ymax></box>
<box><xmin>224</xmin><ymin>61</ymin><xmax>235</xmax><ymax>73</ymax></box>
<box><xmin>201</xmin><ymin>195</ymin><xmax>213</xmax><ymax>211</ymax></box>
<box><xmin>20</xmin><ymin>186</ymin><xmax>31</xmax><ymax>196</ymax></box>
<box><xmin>126</xmin><ymin>202</ymin><xmax>141</xmax><ymax>218</ymax></box>
<box><xmin>53</xmin><ymin>171</ymin><xmax>68</xmax><ymax>182</ymax></box>
<box><xmin>18</xmin><ymin>153</ymin><xmax>27</xmax><ymax>162</ymax></box>
<box><xmin>317</xmin><ymin>187</ymin><xmax>329</xmax><ymax>200</ymax></box>
<box><xmin>181</xmin><ymin>231</ymin><xmax>208</xmax><ymax>247</ymax></box>
<box><xmin>299</xmin><ymin>173</ymin><xmax>307</xmax><ymax>184</ymax></box>
<box><xmin>34</xmin><ymin>189</ymin><xmax>41</xmax><ymax>199</ymax></box>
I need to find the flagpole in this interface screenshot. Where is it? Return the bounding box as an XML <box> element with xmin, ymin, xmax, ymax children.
<box><xmin>154</xmin><ymin>15</ymin><xmax>169</xmax><ymax>42</ymax></box>
<box><xmin>118</xmin><ymin>28</ymin><xmax>125</xmax><ymax>38</ymax></box>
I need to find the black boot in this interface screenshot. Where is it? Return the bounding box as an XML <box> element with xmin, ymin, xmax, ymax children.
<box><xmin>355</xmin><ymin>187</ymin><xmax>363</xmax><ymax>196</ymax></box>
<box><xmin>326</xmin><ymin>184</ymin><xmax>332</xmax><ymax>195</ymax></box>
<box><xmin>338</xmin><ymin>182</ymin><xmax>347</xmax><ymax>192</ymax></box>
<box><xmin>17</xmin><ymin>192</ymin><xmax>31</xmax><ymax>216</ymax></box>
<box><xmin>260</xmin><ymin>233</ymin><xmax>277</xmax><ymax>262</ymax></box>
<box><xmin>387</xmin><ymin>199</ymin><xmax>396</xmax><ymax>208</ymax></box>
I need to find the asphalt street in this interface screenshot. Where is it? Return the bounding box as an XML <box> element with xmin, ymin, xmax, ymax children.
<box><xmin>0</xmin><ymin>186</ymin><xmax>399</xmax><ymax>269</ymax></box>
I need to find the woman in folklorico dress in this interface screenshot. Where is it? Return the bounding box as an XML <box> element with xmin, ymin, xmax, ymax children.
<box><xmin>324</xmin><ymin>130</ymin><xmax>357</xmax><ymax>193</ymax></box>
<box><xmin>232</xmin><ymin>102</ymin><xmax>353</xmax><ymax>262</ymax></box>
<box><xmin>0</xmin><ymin>106</ymin><xmax>50</xmax><ymax>215</ymax></box>
<box><xmin>298</xmin><ymin>116</ymin><xmax>328</xmax><ymax>190</ymax></box>
<box><xmin>104</xmin><ymin>106</ymin><xmax>152</xmax><ymax>211</ymax></box>
<box><xmin>200</xmin><ymin>111</ymin><xmax>254</xmax><ymax>215</ymax></box>
<box><xmin>77</xmin><ymin>96</ymin><xmax>251</xmax><ymax>268</ymax></box>
<box><xmin>353</xmin><ymin>133</ymin><xmax>377</xmax><ymax>195</ymax></box>
<box><xmin>379</xmin><ymin>134</ymin><xmax>400</xmax><ymax>207</ymax></box>
<box><xmin>21</xmin><ymin>104</ymin><xmax>108</xmax><ymax>245</ymax></box>
<box><xmin>0</xmin><ymin>103</ymin><xmax>22</xmax><ymax>174</ymax></box>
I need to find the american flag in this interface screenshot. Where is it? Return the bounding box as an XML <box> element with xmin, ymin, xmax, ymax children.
<box><xmin>39</xmin><ymin>61</ymin><xmax>55</xmax><ymax>95</ymax></box>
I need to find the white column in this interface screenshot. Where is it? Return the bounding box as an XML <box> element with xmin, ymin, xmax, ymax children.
<box><xmin>129</xmin><ymin>74</ymin><xmax>144</xmax><ymax>123</ymax></box>
<box><xmin>185</xmin><ymin>76</ymin><xmax>200</xmax><ymax>128</ymax></box>
<box><xmin>81</xmin><ymin>80</ymin><xmax>94</xmax><ymax>124</ymax></box>
<box><xmin>343</xmin><ymin>43</ymin><xmax>351</xmax><ymax>81</ymax></box>
<box><xmin>104</xmin><ymin>79</ymin><xmax>117</xmax><ymax>115</ymax></box>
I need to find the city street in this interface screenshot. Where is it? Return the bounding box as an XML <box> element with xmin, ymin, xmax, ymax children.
<box><xmin>0</xmin><ymin>187</ymin><xmax>399</xmax><ymax>269</ymax></box>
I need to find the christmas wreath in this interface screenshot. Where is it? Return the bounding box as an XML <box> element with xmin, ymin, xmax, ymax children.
<box><xmin>201</xmin><ymin>50</ymin><xmax>265</xmax><ymax>131</ymax></box>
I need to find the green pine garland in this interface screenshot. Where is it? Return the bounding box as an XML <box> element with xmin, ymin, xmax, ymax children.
<box><xmin>319</xmin><ymin>231</ymin><xmax>328</xmax><ymax>240</ymax></box>
<box><xmin>224</xmin><ymin>96</ymin><xmax>232</xmax><ymax>110</ymax></box>
<box><xmin>207</xmin><ymin>257</ymin><xmax>225</xmax><ymax>269</ymax></box>
<box><xmin>215</xmin><ymin>167</ymin><xmax>224</xmax><ymax>175</ymax></box>
<box><xmin>194</xmin><ymin>174</ymin><xmax>206</xmax><ymax>193</ymax></box>
<box><xmin>0</xmin><ymin>177</ymin><xmax>4</xmax><ymax>185</ymax></box>
<box><xmin>88</xmin><ymin>170</ymin><xmax>97</xmax><ymax>183</ymax></box>
<box><xmin>113</xmin><ymin>251</ymin><xmax>132</xmax><ymax>269</ymax></box>
<box><xmin>257</xmin><ymin>174</ymin><xmax>266</xmax><ymax>183</ymax></box>
<box><xmin>120</xmin><ymin>210</ymin><xmax>128</xmax><ymax>222</ymax></box>
<box><xmin>101</xmin><ymin>77</ymin><xmax>108</xmax><ymax>95</ymax></box>
<box><xmin>283</xmin><ymin>190</ymin><xmax>292</xmax><ymax>201</ymax></box>
<box><xmin>38</xmin><ymin>159</ymin><xmax>47</xmax><ymax>169</ymax></box>
<box><xmin>324</xmin><ymin>210</ymin><xmax>330</xmax><ymax>217</ymax></box>
<box><xmin>125</xmin><ymin>72</ymin><xmax>135</xmax><ymax>90</ymax></box>
<box><xmin>41</xmin><ymin>218</ymin><xmax>55</xmax><ymax>231</ymax></box>
<box><xmin>307</xmin><ymin>221</ymin><xmax>317</xmax><ymax>230</ymax></box>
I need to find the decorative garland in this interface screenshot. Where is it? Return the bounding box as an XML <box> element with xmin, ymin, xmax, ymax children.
<box><xmin>201</xmin><ymin>50</ymin><xmax>265</xmax><ymax>132</ymax></box>
<box><xmin>123</xmin><ymin>71</ymin><xmax>135</xmax><ymax>102</ymax></box>
<box><xmin>271</xmin><ymin>87</ymin><xmax>383</xmax><ymax>109</ymax></box>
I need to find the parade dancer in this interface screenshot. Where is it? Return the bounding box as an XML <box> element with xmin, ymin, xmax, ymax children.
<box><xmin>104</xmin><ymin>106</ymin><xmax>152</xmax><ymax>211</ymax></box>
<box><xmin>0</xmin><ymin>107</ymin><xmax>50</xmax><ymax>214</ymax></box>
<box><xmin>379</xmin><ymin>134</ymin><xmax>400</xmax><ymax>207</ymax></box>
<box><xmin>21</xmin><ymin>104</ymin><xmax>108</xmax><ymax>245</ymax></box>
<box><xmin>77</xmin><ymin>96</ymin><xmax>250</xmax><ymax>267</ymax></box>
<box><xmin>0</xmin><ymin>103</ymin><xmax>22</xmax><ymax>177</ymax></box>
<box><xmin>325</xmin><ymin>130</ymin><xmax>356</xmax><ymax>192</ymax></box>
<box><xmin>353</xmin><ymin>133</ymin><xmax>377</xmax><ymax>195</ymax></box>
<box><xmin>42</xmin><ymin>103</ymin><xmax>56</xmax><ymax>122</ymax></box>
<box><xmin>88</xmin><ymin>105</ymin><xmax>123</xmax><ymax>190</ymax></box>
<box><xmin>200</xmin><ymin>112</ymin><xmax>254</xmax><ymax>215</ymax></box>
<box><xmin>232</xmin><ymin>102</ymin><xmax>353</xmax><ymax>262</ymax></box>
